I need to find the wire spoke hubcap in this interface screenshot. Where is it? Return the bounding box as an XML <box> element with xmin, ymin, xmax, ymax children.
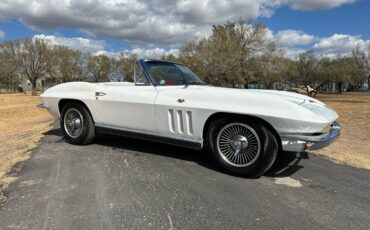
<box><xmin>230</xmin><ymin>135</ymin><xmax>248</xmax><ymax>156</ymax></box>
<box><xmin>217</xmin><ymin>123</ymin><xmax>261</xmax><ymax>167</ymax></box>
<box><xmin>64</xmin><ymin>108</ymin><xmax>84</xmax><ymax>138</ymax></box>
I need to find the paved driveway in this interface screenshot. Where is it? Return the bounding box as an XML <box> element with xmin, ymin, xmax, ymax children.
<box><xmin>1</xmin><ymin>125</ymin><xmax>369</xmax><ymax>230</ymax></box>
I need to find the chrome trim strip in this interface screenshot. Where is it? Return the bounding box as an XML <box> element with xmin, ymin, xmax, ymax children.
<box><xmin>95</xmin><ymin>124</ymin><xmax>203</xmax><ymax>145</ymax></box>
<box><xmin>280</xmin><ymin>122</ymin><xmax>341</xmax><ymax>142</ymax></box>
<box><xmin>138</xmin><ymin>59</ymin><xmax>158</xmax><ymax>86</ymax></box>
<box><xmin>280</xmin><ymin>122</ymin><xmax>341</xmax><ymax>151</ymax></box>
<box><xmin>281</xmin><ymin>141</ymin><xmax>305</xmax><ymax>152</ymax></box>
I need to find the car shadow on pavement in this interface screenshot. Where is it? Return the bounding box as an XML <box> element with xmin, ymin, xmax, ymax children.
<box><xmin>264</xmin><ymin>151</ymin><xmax>309</xmax><ymax>177</ymax></box>
<box><xmin>43</xmin><ymin>127</ymin><xmax>216</xmax><ymax>171</ymax></box>
<box><xmin>95</xmin><ymin>132</ymin><xmax>217</xmax><ymax>170</ymax></box>
<box><xmin>43</xmin><ymin>128</ymin><xmax>309</xmax><ymax>178</ymax></box>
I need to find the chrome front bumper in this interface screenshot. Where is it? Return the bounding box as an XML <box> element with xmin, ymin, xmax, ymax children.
<box><xmin>281</xmin><ymin>122</ymin><xmax>341</xmax><ymax>152</ymax></box>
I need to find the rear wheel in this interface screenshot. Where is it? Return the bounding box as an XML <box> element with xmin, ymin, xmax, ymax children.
<box><xmin>60</xmin><ymin>102</ymin><xmax>95</xmax><ymax>145</ymax></box>
<box><xmin>207</xmin><ymin>118</ymin><xmax>278</xmax><ymax>178</ymax></box>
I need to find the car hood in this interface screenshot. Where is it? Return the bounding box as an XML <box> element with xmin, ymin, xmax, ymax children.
<box><xmin>157</xmin><ymin>85</ymin><xmax>338</xmax><ymax>133</ymax></box>
<box><xmin>248</xmin><ymin>89</ymin><xmax>308</xmax><ymax>105</ymax></box>
<box><xmin>181</xmin><ymin>85</ymin><xmax>322</xmax><ymax>106</ymax></box>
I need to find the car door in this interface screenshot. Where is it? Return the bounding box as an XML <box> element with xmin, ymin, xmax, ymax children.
<box><xmin>154</xmin><ymin>86</ymin><xmax>209</xmax><ymax>143</ymax></box>
<box><xmin>93</xmin><ymin>62</ymin><xmax>158</xmax><ymax>132</ymax></box>
<box><xmin>142</xmin><ymin>61</ymin><xmax>207</xmax><ymax>142</ymax></box>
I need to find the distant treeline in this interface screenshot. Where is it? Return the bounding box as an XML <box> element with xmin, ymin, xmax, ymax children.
<box><xmin>1</xmin><ymin>21</ymin><xmax>369</xmax><ymax>96</ymax></box>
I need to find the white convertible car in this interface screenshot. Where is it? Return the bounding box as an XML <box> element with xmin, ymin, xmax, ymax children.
<box><xmin>40</xmin><ymin>59</ymin><xmax>341</xmax><ymax>177</ymax></box>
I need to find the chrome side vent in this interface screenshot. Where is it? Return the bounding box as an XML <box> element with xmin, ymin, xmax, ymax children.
<box><xmin>168</xmin><ymin>109</ymin><xmax>175</xmax><ymax>133</ymax></box>
<box><xmin>168</xmin><ymin>109</ymin><xmax>193</xmax><ymax>135</ymax></box>
<box><xmin>186</xmin><ymin>111</ymin><xmax>193</xmax><ymax>135</ymax></box>
<box><xmin>177</xmin><ymin>110</ymin><xmax>184</xmax><ymax>134</ymax></box>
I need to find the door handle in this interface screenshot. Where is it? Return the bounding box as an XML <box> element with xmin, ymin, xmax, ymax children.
<box><xmin>95</xmin><ymin>92</ymin><xmax>106</xmax><ymax>97</ymax></box>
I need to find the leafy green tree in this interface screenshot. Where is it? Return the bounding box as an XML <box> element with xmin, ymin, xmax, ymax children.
<box><xmin>174</xmin><ymin>21</ymin><xmax>269</xmax><ymax>87</ymax></box>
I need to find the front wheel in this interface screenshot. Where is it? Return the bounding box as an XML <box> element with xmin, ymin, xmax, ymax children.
<box><xmin>60</xmin><ymin>102</ymin><xmax>95</xmax><ymax>145</ymax></box>
<box><xmin>207</xmin><ymin>118</ymin><xmax>279</xmax><ymax>178</ymax></box>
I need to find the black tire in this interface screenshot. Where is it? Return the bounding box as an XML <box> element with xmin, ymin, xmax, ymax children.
<box><xmin>207</xmin><ymin>117</ymin><xmax>278</xmax><ymax>178</ymax></box>
<box><xmin>60</xmin><ymin>102</ymin><xmax>95</xmax><ymax>145</ymax></box>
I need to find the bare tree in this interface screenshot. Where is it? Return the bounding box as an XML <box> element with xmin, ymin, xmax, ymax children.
<box><xmin>110</xmin><ymin>57</ymin><xmax>124</xmax><ymax>82</ymax></box>
<box><xmin>349</xmin><ymin>45</ymin><xmax>369</xmax><ymax>91</ymax></box>
<box><xmin>254</xmin><ymin>42</ymin><xmax>287</xmax><ymax>89</ymax></box>
<box><xmin>109</xmin><ymin>52</ymin><xmax>138</xmax><ymax>82</ymax></box>
<box><xmin>0</xmin><ymin>43</ymin><xmax>19</xmax><ymax>93</ymax></box>
<box><xmin>0</xmin><ymin>38</ymin><xmax>56</xmax><ymax>95</ymax></box>
<box><xmin>55</xmin><ymin>46</ymin><xmax>83</xmax><ymax>83</ymax></box>
<box><xmin>87</xmin><ymin>54</ymin><xmax>111</xmax><ymax>82</ymax></box>
<box><xmin>296</xmin><ymin>50</ymin><xmax>323</xmax><ymax>96</ymax></box>
<box><xmin>368</xmin><ymin>45</ymin><xmax>370</xmax><ymax>91</ymax></box>
<box><xmin>109</xmin><ymin>53</ymin><xmax>138</xmax><ymax>83</ymax></box>
<box><xmin>121</xmin><ymin>53</ymin><xmax>138</xmax><ymax>82</ymax></box>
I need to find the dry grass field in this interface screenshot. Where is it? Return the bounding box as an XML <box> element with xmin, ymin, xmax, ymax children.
<box><xmin>316</xmin><ymin>93</ymin><xmax>370</xmax><ymax>170</ymax></box>
<box><xmin>0</xmin><ymin>94</ymin><xmax>52</xmax><ymax>202</ymax></box>
<box><xmin>0</xmin><ymin>92</ymin><xmax>369</xmax><ymax>202</ymax></box>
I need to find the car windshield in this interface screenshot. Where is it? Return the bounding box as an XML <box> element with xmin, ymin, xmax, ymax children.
<box><xmin>144</xmin><ymin>61</ymin><xmax>206</xmax><ymax>86</ymax></box>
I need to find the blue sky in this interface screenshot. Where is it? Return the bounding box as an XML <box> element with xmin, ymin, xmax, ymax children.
<box><xmin>260</xmin><ymin>0</ymin><xmax>370</xmax><ymax>38</ymax></box>
<box><xmin>0</xmin><ymin>0</ymin><xmax>369</xmax><ymax>58</ymax></box>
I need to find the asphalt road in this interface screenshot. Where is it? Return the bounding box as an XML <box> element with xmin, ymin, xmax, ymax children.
<box><xmin>0</xmin><ymin>125</ymin><xmax>369</xmax><ymax>230</ymax></box>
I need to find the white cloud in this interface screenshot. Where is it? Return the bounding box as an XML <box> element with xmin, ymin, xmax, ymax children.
<box><xmin>93</xmin><ymin>50</ymin><xmax>120</xmax><ymax>58</ymax></box>
<box><xmin>0</xmin><ymin>0</ymin><xmax>358</xmax><ymax>46</ymax></box>
<box><xmin>32</xmin><ymin>31</ymin><xmax>370</xmax><ymax>61</ymax></box>
<box><xmin>280</xmin><ymin>33</ymin><xmax>370</xmax><ymax>58</ymax></box>
<box><xmin>93</xmin><ymin>48</ymin><xmax>179</xmax><ymax>59</ymax></box>
<box><xmin>276</xmin><ymin>30</ymin><xmax>316</xmax><ymax>46</ymax></box>
<box><xmin>0</xmin><ymin>30</ymin><xmax>5</xmax><ymax>38</ymax></box>
<box><xmin>289</xmin><ymin>0</ymin><xmax>357</xmax><ymax>11</ymax></box>
<box><xmin>313</xmin><ymin>34</ymin><xmax>370</xmax><ymax>57</ymax></box>
<box><xmin>33</xmin><ymin>34</ymin><xmax>107</xmax><ymax>53</ymax></box>
<box><xmin>264</xmin><ymin>28</ymin><xmax>275</xmax><ymax>41</ymax></box>
<box><xmin>130</xmin><ymin>47</ymin><xmax>179</xmax><ymax>59</ymax></box>
<box><xmin>32</xmin><ymin>34</ymin><xmax>178</xmax><ymax>59</ymax></box>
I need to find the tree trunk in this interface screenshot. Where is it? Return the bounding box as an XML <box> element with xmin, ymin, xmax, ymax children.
<box><xmin>265</xmin><ymin>82</ymin><xmax>273</xmax><ymax>89</ymax></box>
<box><xmin>368</xmin><ymin>74</ymin><xmax>370</xmax><ymax>92</ymax></box>
<box><xmin>337</xmin><ymin>82</ymin><xmax>343</xmax><ymax>94</ymax></box>
<box><xmin>31</xmin><ymin>79</ymin><xmax>37</xmax><ymax>96</ymax></box>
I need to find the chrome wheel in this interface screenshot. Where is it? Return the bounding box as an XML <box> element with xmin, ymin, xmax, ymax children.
<box><xmin>217</xmin><ymin>123</ymin><xmax>261</xmax><ymax>167</ymax></box>
<box><xmin>64</xmin><ymin>108</ymin><xmax>84</xmax><ymax>138</ymax></box>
